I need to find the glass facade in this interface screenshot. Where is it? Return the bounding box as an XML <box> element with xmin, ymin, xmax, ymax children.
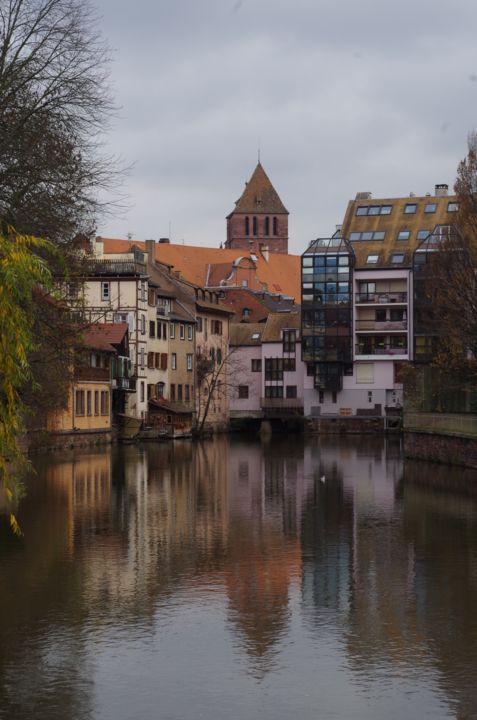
<box><xmin>301</xmin><ymin>237</ymin><xmax>354</xmax><ymax>390</ymax></box>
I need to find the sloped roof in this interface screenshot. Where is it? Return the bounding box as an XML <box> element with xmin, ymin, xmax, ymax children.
<box><xmin>230</xmin><ymin>163</ymin><xmax>288</xmax><ymax>215</ymax></box>
<box><xmin>230</xmin><ymin>323</ymin><xmax>264</xmax><ymax>346</ymax></box>
<box><xmin>81</xmin><ymin>323</ymin><xmax>129</xmax><ymax>352</ymax></box>
<box><xmin>261</xmin><ymin>311</ymin><xmax>300</xmax><ymax>342</ymax></box>
<box><xmin>149</xmin><ymin>398</ymin><xmax>193</xmax><ymax>415</ymax></box>
<box><xmin>99</xmin><ymin>238</ymin><xmax>301</xmax><ymax>300</ymax></box>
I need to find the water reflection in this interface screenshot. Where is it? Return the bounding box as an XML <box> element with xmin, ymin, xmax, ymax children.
<box><xmin>0</xmin><ymin>436</ymin><xmax>476</xmax><ymax>718</ymax></box>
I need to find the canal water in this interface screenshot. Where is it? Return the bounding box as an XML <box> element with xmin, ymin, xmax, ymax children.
<box><xmin>1</xmin><ymin>435</ymin><xmax>477</xmax><ymax>720</ymax></box>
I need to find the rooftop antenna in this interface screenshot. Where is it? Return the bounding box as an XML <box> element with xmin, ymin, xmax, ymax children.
<box><xmin>168</xmin><ymin>220</ymin><xmax>172</xmax><ymax>242</ymax></box>
<box><xmin>258</xmin><ymin>138</ymin><xmax>261</xmax><ymax>164</ymax></box>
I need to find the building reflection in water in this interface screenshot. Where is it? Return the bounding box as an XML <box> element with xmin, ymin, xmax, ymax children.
<box><xmin>1</xmin><ymin>436</ymin><xmax>477</xmax><ymax>718</ymax></box>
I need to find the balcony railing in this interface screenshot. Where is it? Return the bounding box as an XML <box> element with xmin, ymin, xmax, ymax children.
<box><xmin>355</xmin><ymin>320</ymin><xmax>407</xmax><ymax>331</ymax></box>
<box><xmin>112</xmin><ymin>377</ymin><xmax>136</xmax><ymax>391</ymax></box>
<box><xmin>355</xmin><ymin>344</ymin><xmax>408</xmax><ymax>356</ymax></box>
<box><xmin>74</xmin><ymin>366</ymin><xmax>110</xmax><ymax>382</ymax></box>
<box><xmin>85</xmin><ymin>258</ymin><xmax>147</xmax><ymax>276</ymax></box>
<box><xmin>260</xmin><ymin>397</ymin><xmax>304</xmax><ymax>409</ymax></box>
<box><xmin>355</xmin><ymin>292</ymin><xmax>407</xmax><ymax>304</ymax></box>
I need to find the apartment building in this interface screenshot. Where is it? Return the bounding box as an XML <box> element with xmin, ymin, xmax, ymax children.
<box><xmin>230</xmin><ymin>312</ymin><xmax>303</xmax><ymax>420</ymax></box>
<box><xmin>301</xmin><ymin>184</ymin><xmax>459</xmax><ymax>417</ymax></box>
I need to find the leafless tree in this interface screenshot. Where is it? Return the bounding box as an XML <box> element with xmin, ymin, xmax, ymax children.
<box><xmin>195</xmin><ymin>345</ymin><xmax>245</xmax><ymax>435</ymax></box>
<box><xmin>0</xmin><ymin>0</ymin><xmax>122</xmax><ymax>242</ymax></box>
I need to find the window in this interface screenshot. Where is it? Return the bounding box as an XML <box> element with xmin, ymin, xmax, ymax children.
<box><xmin>170</xmin><ymin>323</ymin><xmax>175</xmax><ymax>339</ymax></box>
<box><xmin>286</xmin><ymin>385</ymin><xmax>297</xmax><ymax>398</ymax></box>
<box><xmin>141</xmin><ymin>314</ymin><xmax>146</xmax><ymax>335</ymax></box>
<box><xmin>242</xmin><ymin>279</ymin><xmax>248</xmax><ymax>287</ymax></box>
<box><xmin>319</xmin><ymin>390</ymin><xmax>324</xmax><ymax>403</ymax></box>
<box><xmin>265</xmin><ymin>217</ymin><xmax>270</xmax><ymax>236</ymax></box>
<box><xmin>265</xmin><ymin>385</ymin><xmax>283</xmax><ymax>398</ymax></box>
<box><xmin>245</xmin><ymin>217</ymin><xmax>249</xmax><ymax>236</ymax></box>
<box><xmin>253</xmin><ymin>216</ymin><xmax>257</xmax><ymax>236</ymax></box>
<box><xmin>139</xmin><ymin>348</ymin><xmax>145</xmax><ymax>369</ymax></box>
<box><xmin>170</xmin><ymin>383</ymin><xmax>176</xmax><ymax>401</ymax></box>
<box><xmin>162</xmin><ymin>323</ymin><xmax>167</xmax><ymax>339</ymax></box>
<box><xmin>368</xmin><ymin>391</ymin><xmax>373</xmax><ymax>403</ymax></box>
<box><xmin>242</xmin><ymin>307</ymin><xmax>251</xmax><ymax>318</ymax></box>
<box><xmin>366</xmin><ymin>254</ymin><xmax>379</xmax><ymax>264</ymax></box>
<box><xmin>273</xmin><ymin>217</ymin><xmax>278</xmax><ymax>235</ymax></box>
<box><xmin>397</xmin><ymin>230</ymin><xmax>410</xmax><ymax>241</ymax></box>
<box><xmin>188</xmin><ymin>325</ymin><xmax>193</xmax><ymax>340</ymax></box>
<box><xmin>217</xmin><ymin>348</ymin><xmax>222</xmax><ymax>365</ymax></box>
<box><xmin>424</xmin><ymin>203</ymin><xmax>437</xmax><ymax>213</ymax></box>
<box><xmin>101</xmin><ymin>281</ymin><xmax>110</xmax><ymax>301</ymax></box>
<box><xmin>331</xmin><ymin>391</ymin><xmax>337</xmax><ymax>403</ymax></box>
<box><xmin>140</xmin><ymin>282</ymin><xmax>146</xmax><ymax>301</ymax></box>
<box><xmin>187</xmin><ymin>353</ymin><xmax>193</xmax><ymax>371</ymax></box>
<box><xmin>417</xmin><ymin>229</ymin><xmax>430</xmax><ymax>240</ymax></box>
<box><xmin>178</xmin><ymin>385</ymin><xmax>183</xmax><ymax>401</ymax></box>
<box><xmin>356</xmin><ymin>363</ymin><xmax>374</xmax><ymax>383</ymax></box>
<box><xmin>251</xmin><ymin>332</ymin><xmax>260</xmax><ymax>340</ymax></box>
<box><xmin>184</xmin><ymin>384</ymin><xmax>189</xmax><ymax>402</ymax></box>
<box><xmin>172</xmin><ymin>353</ymin><xmax>177</xmax><ymax>370</ymax></box>
<box><xmin>160</xmin><ymin>353</ymin><xmax>168</xmax><ymax>370</ymax></box>
<box><xmin>212</xmin><ymin>320</ymin><xmax>223</xmax><ymax>335</ymax></box>
<box><xmin>355</xmin><ymin>205</ymin><xmax>392</xmax><ymax>216</ymax></box>
<box><xmin>404</xmin><ymin>203</ymin><xmax>417</xmax><ymax>214</ymax></box>
<box><xmin>251</xmin><ymin>359</ymin><xmax>262</xmax><ymax>372</ymax></box>
<box><xmin>238</xmin><ymin>385</ymin><xmax>249</xmax><ymax>399</ymax></box>
<box><xmin>147</xmin><ymin>351</ymin><xmax>154</xmax><ymax>369</ymax></box>
<box><xmin>94</xmin><ymin>390</ymin><xmax>99</xmax><ymax>416</ymax></box>
<box><xmin>376</xmin><ymin>308</ymin><xmax>386</xmax><ymax>322</ymax></box>
<box><xmin>391</xmin><ymin>253</ymin><xmax>405</xmax><ymax>263</ymax></box>
<box><xmin>265</xmin><ymin>358</ymin><xmax>284</xmax><ymax>381</ymax></box>
<box><xmin>75</xmin><ymin>390</ymin><xmax>85</xmax><ymax>416</ymax></box>
<box><xmin>197</xmin><ymin>317</ymin><xmax>203</xmax><ymax>333</ymax></box>
<box><xmin>349</xmin><ymin>231</ymin><xmax>386</xmax><ymax>241</ymax></box>
<box><xmin>155</xmin><ymin>353</ymin><xmax>160</xmax><ymax>369</ymax></box>
<box><xmin>447</xmin><ymin>202</ymin><xmax>459</xmax><ymax>212</ymax></box>
<box><xmin>140</xmin><ymin>382</ymin><xmax>144</xmax><ymax>403</ymax></box>
<box><xmin>149</xmin><ymin>320</ymin><xmax>156</xmax><ymax>338</ymax></box>
<box><xmin>100</xmin><ymin>390</ymin><xmax>109</xmax><ymax>415</ymax></box>
<box><xmin>157</xmin><ymin>382</ymin><xmax>165</xmax><ymax>398</ymax></box>
<box><xmin>179</xmin><ymin>324</ymin><xmax>185</xmax><ymax>340</ymax></box>
<box><xmin>283</xmin><ymin>329</ymin><xmax>296</xmax><ymax>353</ymax></box>
<box><xmin>283</xmin><ymin>358</ymin><xmax>296</xmax><ymax>371</ymax></box>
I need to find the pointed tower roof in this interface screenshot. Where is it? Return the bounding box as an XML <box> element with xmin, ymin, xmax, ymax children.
<box><xmin>230</xmin><ymin>163</ymin><xmax>288</xmax><ymax>216</ymax></box>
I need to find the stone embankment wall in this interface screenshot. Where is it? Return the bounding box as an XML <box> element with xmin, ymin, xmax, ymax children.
<box><xmin>26</xmin><ymin>429</ymin><xmax>115</xmax><ymax>453</ymax></box>
<box><xmin>404</xmin><ymin>430</ymin><xmax>477</xmax><ymax>469</ymax></box>
<box><xmin>306</xmin><ymin>416</ymin><xmax>385</xmax><ymax>434</ymax></box>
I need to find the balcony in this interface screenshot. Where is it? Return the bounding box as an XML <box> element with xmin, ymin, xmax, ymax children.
<box><xmin>156</xmin><ymin>305</ymin><xmax>169</xmax><ymax>317</ymax></box>
<box><xmin>355</xmin><ymin>343</ymin><xmax>408</xmax><ymax>357</ymax></box>
<box><xmin>260</xmin><ymin>397</ymin><xmax>304</xmax><ymax>410</ymax></box>
<box><xmin>85</xmin><ymin>258</ymin><xmax>147</xmax><ymax>276</ymax></box>
<box><xmin>74</xmin><ymin>366</ymin><xmax>110</xmax><ymax>382</ymax></box>
<box><xmin>113</xmin><ymin>377</ymin><xmax>136</xmax><ymax>391</ymax></box>
<box><xmin>355</xmin><ymin>320</ymin><xmax>407</xmax><ymax>332</ymax></box>
<box><xmin>355</xmin><ymin>292</ymin><xmax>407</xmax><ymax>305</ymax></box>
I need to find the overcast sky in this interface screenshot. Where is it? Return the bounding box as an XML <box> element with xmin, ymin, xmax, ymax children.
<box><xmin>95</xmin><ymin>0</ymin><xmax>477</xmax><ymax>254</ymax></box>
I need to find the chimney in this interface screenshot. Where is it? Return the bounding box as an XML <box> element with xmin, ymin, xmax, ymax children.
<box><xmin>435</xmin><ymin>184</ymin><xmax>449</xmax><ymax>197</ymax></box>
<box><xmin>145</xmin><ymin>239</ymin><xmax>155</xmax><ymax>266</ymax></box>
<box><xmin>355</xmin><ymin>191</ymin><xmax>372</xmax><ymax>200</ymax></box>
<box><xmin>159</xmin><ymin>237</ymin><xmax>170</xmax><ymax>244</ymax></box>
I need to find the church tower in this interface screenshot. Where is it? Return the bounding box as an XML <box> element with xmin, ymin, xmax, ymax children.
<box><xmin>225</xmin><ymin>163</ymin><xmax>289</xmax><ymax>254</ymax></box>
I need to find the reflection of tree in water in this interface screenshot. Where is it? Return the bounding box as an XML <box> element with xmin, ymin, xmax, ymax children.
<box><xmin>400</xmin><ymin>467</ymin><xmax>477</xmax><ymax>719</ymax></box>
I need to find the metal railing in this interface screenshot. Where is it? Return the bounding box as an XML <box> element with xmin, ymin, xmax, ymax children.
<box><xmin>260</xmin><ymin>397</ymin><xmax>304</xmax><ymax>409</ymax></box>
<box><xmin>355</xmin><ymin>320</ymin><xmax>407</xmax><ymax>331</ymax></box>
<box><xmin>74</xmin><ymin>366</ymin><xmax>110</xmax><ymax>381</ymax></box>
<box><xmin>355</xmin><ymin>344</ymin><xmax>408</xmax><ymax>356</ymax></box>
<box><xmin>355</xmin><ymin>292</ymin><xmax>407</xmax><ymax>304</ymax></box>
<box><xmin>85</xmin><ymin>258</ymin><xmax>147</xmax><ymax>276</ymax></box>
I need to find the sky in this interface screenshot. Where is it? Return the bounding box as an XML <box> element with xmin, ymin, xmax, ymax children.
<box><xmin>95</xmin><ymin>0</ymin><xmax>477</xmax><ymax>255</ymax></box>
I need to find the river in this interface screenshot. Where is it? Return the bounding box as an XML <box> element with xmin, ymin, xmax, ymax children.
<box><xmin>1</xmin><ymin>435</ymin><xmax>476</xmax><ymax>719</ymax></box>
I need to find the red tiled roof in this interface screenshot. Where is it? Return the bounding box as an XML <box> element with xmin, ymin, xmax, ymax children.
<box><xmin>99</xmin><ymin>238</ymin><xmax>301</xmax><ymax>300</ymax></box>
<box><xmin>81</xmin><ymin>323</ymin><xmax>129</xmax><ymax>352</ymax></box>
<box><xmin>230</xmin><ymin>163</ymin><xmax>288</xmax><ymax>215</ymax></box>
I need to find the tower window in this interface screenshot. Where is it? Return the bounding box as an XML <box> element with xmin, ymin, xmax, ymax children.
<box><xmin>245</xmin><ymin>217</ymin><xmax>249</xmax><ymax>236</ymax></box>
<box><xmin>265</xmin><ymin>217</ymin><xmax>270</xmax><ymax>236</ymax></box>
<box><xmin>273</xmin><ymin>217</ymin><xmax>278</xmax><ymax>236</ymax></box>
<box><xmin>253</xmin><ymin>216</ymin><xmax>257</xmax><ymax>236</ymax></box>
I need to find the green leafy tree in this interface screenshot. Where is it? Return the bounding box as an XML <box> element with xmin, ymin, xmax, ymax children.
<box><xmin>0</xmin><ymin>230</ymin><xmax>56</xmax><ymax>532</ymax></box>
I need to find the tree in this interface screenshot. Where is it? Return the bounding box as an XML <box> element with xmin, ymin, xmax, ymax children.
<box><xmin>195</xmin><ymin>345</ymin><xmax>243</xmax><ymax>435</ymax></box>
<box><xmin>417</xmin><ymin>134</ymin><xmax>477</xmax><ymax>366</ymax></box>
<box><xmin>0</xmin><ymin>231</ymin><xmax>57</xmax><ymax>532</ymax></box>
<box><xmin>0</xmin><ymin>0</ymin><xmax>120</xmax><ymax>243</ymax></box>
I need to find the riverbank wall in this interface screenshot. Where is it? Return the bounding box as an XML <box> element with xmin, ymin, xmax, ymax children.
<box><xmin>403</xmin><ymin>412</ymin><xmax>477</xmax><ymax>469</ymax></box>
